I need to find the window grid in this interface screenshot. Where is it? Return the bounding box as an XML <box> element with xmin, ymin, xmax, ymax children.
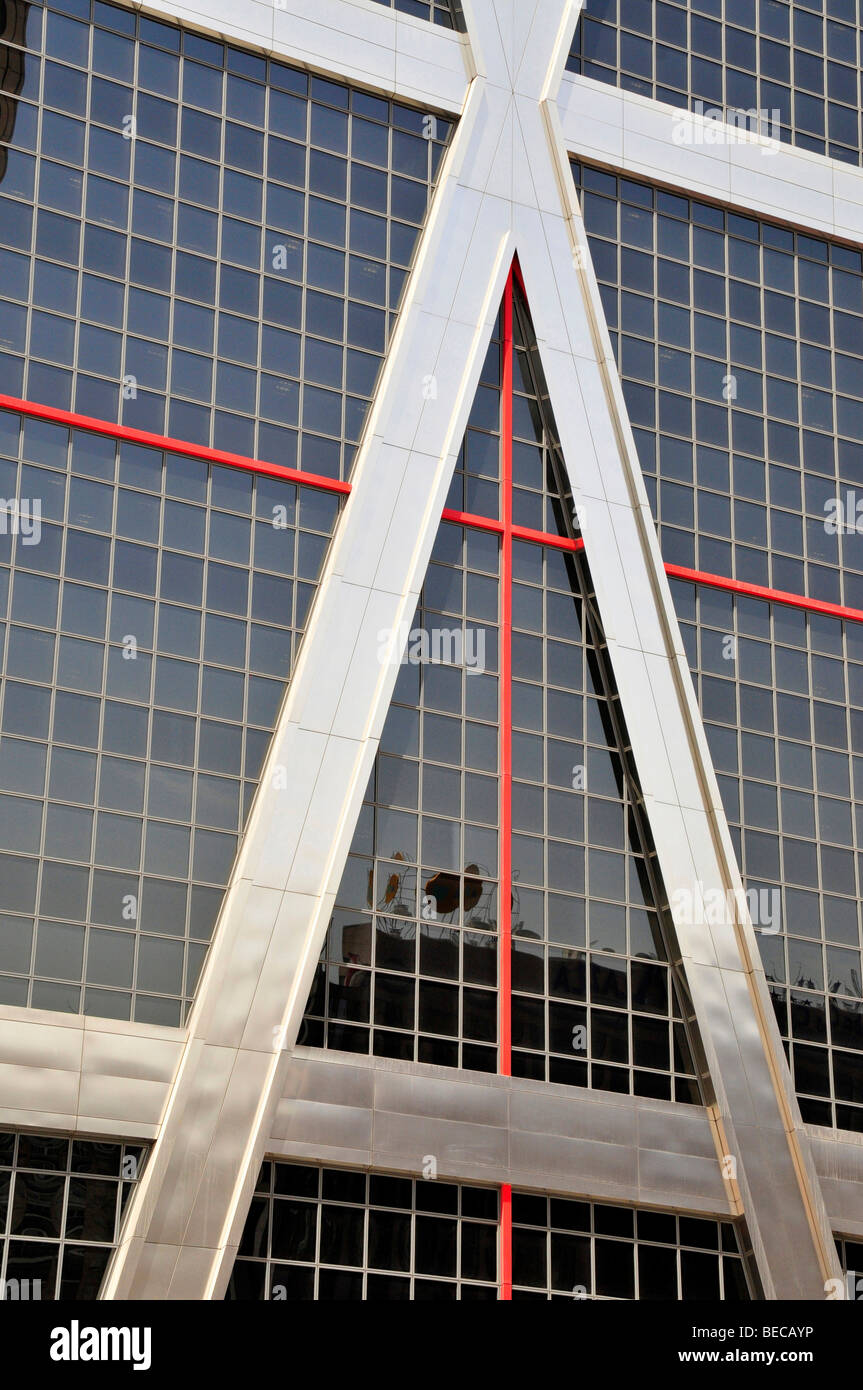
<box><xmin>836</xmin><ymin>1232</ymin><xmax>863</xmax><ymax>1293</ymax></box>
<box><xmin>511</xmin><ymin>298</ymin><xmax>576</xmax><ymax>538</ymax></box>
<box><xmin>0</xmin><ymin>406</ymin><xmax>340</xmax><ymax>1025</ymax></box>
<box><xmin>302</xmin><ymin>520</ymin><xmax>502</xmax><ymax>1071</ymax></box>
<box><xmin>0</xmin><ymin>0</ymin><xmax>452</xmax><ymax>479</ymax></box>
<box><xmin>509</xmin><ymin>541</ymin><xmax>702</xmax><ymax>1102</ymax></box>
<box><xmin>304</xmin><ymin>274</ymin><xmax>707</xmax><ymax>1105</ymax></box>
<box><xmin>0</xmin><ymin>1128</ymin><xmax>146</xmax><ymax>1300</ymax></box>
<box><xmin>370</xmin><ymin>0</ymin><xmax>464</xmax><ymax>29</ymax></box>
<box><xmin>507</xmin><ymin>283</ymin><xmax>703</xmax><ymax>1103</ymax></box>
<box><xmin>443</xmin><ymin>308</ymin><xmax>503</xmax><ymax>519</ymax></box>
<box><xmin>673</xmin><ymin>576</ymin><xmax>863</xmax><ymax>1129</ymax></box>
<box><xmin>228</xmin><ymin>1161</ymin><xmax>499</xmax><ymax>1300</ymax></box>
<box><xmin>573</xmin><ymin>159</ymin><xmax>863</xmax><ymax>609</ymax></box>
<box><xmin>512</xmin><ymin>1190</ymin><xmax>753</xmax><ymax>1300</ymax></box>
<box><xmin>569</xmin><ymin>0</ymin><xmax>863</xmax><ymax>167</ymax></box>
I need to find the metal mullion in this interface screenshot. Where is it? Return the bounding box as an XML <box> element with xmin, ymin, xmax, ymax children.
<box><xmin>454</xmin><ymin>1199</ymin><xmax>462</xmax><ymax>1297</ymax></box>
<box><xmin>17</xmin><ymin>86</ymin><xmax>41</xmax><ymax>384</ymax></box>
<box><xmin>84</xmin><ymin>453</ymin><xmax>129</xmax><ymax>1009</ymax></box>
<box><xmin>27</xmin><ymin>430</ymin><xmax>83</xmax><ymax>996</ymax></box>
<box><xmin>53</xmin><ymin>1159</ymin><xmax>72</xmax><ymax>1300</ymax></box>
<box><xmin>0</xmin><ymin>1169</ymin><xmax>14</xmax><ymax>1294</ymax></box>
<box><xmin>209</xmin><ymin>59</ymin><xmax>232</xmax><ymax>452</ymax></box>
<box><xmin>100</xmin><ymin>470</ymin><xmax>152</xmax><ymax>1020</ymax></box>
<box><xmin>0</xmin><ymin>438</ymin><xmax>46</xmax><ymax>996</ymax></box>
<box><xmin>312</xmin><ymin>1168</ymin><xmax>323</xmax><ymax>1298</ymax></box>
<box><xmin>139</xmin><ymin>482</ymin><xmax>196</xmax><ymax>977</ymax></box>
<box><xmin>110</xmin><ymin>1160</ymin><xmax>128</xmax><ymax>1247</ymax></box>
<box><xmin>361</xmin><ymin>1183</ymin><xmax>370</xmax><ymax>1296</ymax></box>
<box><xmin>408</xmin><ymin>1179</ymin><xmax>417</xmax><ymax>1297</ymax></box>
<box><xmin>297</xmin><ymin>103</ymin><xmax>313</xmax><ymax>474</ymax></box>
<box><xmin>262</xmin><ymin>1161</ymin><xmax>275</xmax><ymax>1298</ymax></box>
<box><xmin>499</xmin><ymin>266</ymin><xmax>513</xmax><ymax>1085</ymax></box>
<box><xmin>675</xmin><ymin>1218</ymin><xmax>684</xmax><ymax>1299</ymax></box>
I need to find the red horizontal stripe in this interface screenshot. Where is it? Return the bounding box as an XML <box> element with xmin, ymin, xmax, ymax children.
<box><xmin>440</xmin><ymin>507</ymin><xmax>504</xmax><ymax>534</ymax></box>
<box><xmin>512</xmin><ymin>523</ymin><xmax>583</xmax><ymax>552</ymax></box>
<box><xmin>665</xmin><ymin>562</ymin><xmax>863</xmax><ymax>625</ymax></box>
<box><xmin>0</xmin><ymin>394</ymin><xmax>352</xmax><ymax>496</ymax></box>
<box><xmin>440</xmin><ymin>509</ymin><xmax>585</xmax><ymax>553</ymax></box>
<box><xmin>6</xmin><ymin>394</ymin><xmax>860</xmax><ymax>625</ymax></box>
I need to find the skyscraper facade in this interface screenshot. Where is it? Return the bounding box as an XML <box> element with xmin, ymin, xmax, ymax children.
<box><xmin>0</xmin><ymin>0</ymin><xmax>860</xmax><ymax>1303</ymax></box>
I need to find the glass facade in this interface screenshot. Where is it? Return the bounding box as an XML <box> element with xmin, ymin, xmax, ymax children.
<box><xmin>301</xmin><ymin>517</ymin><xmax>502</xmax><ymax>1070</ymax></box>
<box><xmin>304</xmin><ymin>280</ymin><xmax>707</xmax><ymax>1104</ymax></box>
<box><xmin>0</xmin><ymin>0</ymin><xmax>458</xmax><ymax>1028</ymax></box>
<box><xmin>0</xmin><ymin>0</ymin><xmax>452</xmax><ymax>479</ymax></box>
<box><xmin>836</xmin><ymin>1233</ymin><xmax>863</xmax><ymax>1295</ymax></box>
<box><xmin>444</xmin><ymin>309</ymin><xmax>503</xmax><ymax>518</ymax></box>
<box><xmin>510</xmin><ymin>541</ymin><xmax>703</xmax><ymax>1102</ymax></box>
<box><xmin>509</xmin><ymin>302</ymin><xmax>575</xmax><ymax>538</ymax></box>
<box><xmin>0</xmin><ymin>406</ymin><xmax>341</xmax><ymax>1024</ymax></box>
<box><xmin>569</xmin><ymin>0</ymin><xmax>863</xmax><ymax>167</ymax></box>
<box><xmin>227</xmin><ymin>1161</ymin><xmax>499</xmax><ymax>1300</ymax></box>
<box><xmin>226</xmin><ymin>1160</ymin><xmax>754</xmax><ymax>1301</ymax></box>
<box><xmin>673</xmin><ymin>577</ymin><xmax>863</xmax><ymax>1129</ymax></box>
<box><xmin>573</xmin><ymin>161</ymin><xmax>863</xmax><ymax>609</ymax></box>
<box><xmin>0</xmin><ymin>1128</ymin><xmax>145</xmax><ymax>1299</ymax></box>
<box><xmin>512</xmin><ymin>1189</ymin><xmax>752</xmax><ymax>1300</ymax></box>
<box><xmin>570</xmin><ymin>156</ymin><xmax>863</xmax><ymax>1131</ymax></box>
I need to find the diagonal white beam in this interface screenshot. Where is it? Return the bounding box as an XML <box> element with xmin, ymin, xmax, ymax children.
<box><xmin>138</xmin><ymin>0</ymin><xmax>469</xmax><ymax>114</ymax></box>
<box><xmin>560</xmin><ymin>73</ymin><xmax>863</xmax><ymax>247</ymax></box>
<box><xmin>101</xmin><ymin>0</ymin><xmax>839</xmax><ymax>1300</ymax></box>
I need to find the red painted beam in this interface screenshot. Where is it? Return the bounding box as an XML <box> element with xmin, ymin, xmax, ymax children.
<box><xmin>440</xmin><ymin>507</ymin><xmax>504</xmax><ymax>534</ymax></box>
<box><xmin>500</xmin><ymin>1182</ymin><xmax>513</xmax><ymax>1301</ymax></box>
<box><xmin>0</xmin><ymin>394</ymin><xmax>352</xmax><ymax>497</ymax></box>
<box><xmin>6</xmin><ymin>396</ymin><xmax>861</xmax><ymax>630</ymax></box>
<box><xmin>512</xmin><ymin>523</ymin><xmax>583</xmax><ymax>552</ymax></box>
<box><xmin>499</xmin><ymin>267</ymin><xmax>514</xmax><ymax>1084</ymax></box>
<box><xmin>665</xmin><ymin>562</ymin><xmax>863</xmax><ymax>625</ymax></box>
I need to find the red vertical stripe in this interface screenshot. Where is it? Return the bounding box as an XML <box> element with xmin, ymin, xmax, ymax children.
<box><xmin>500</xmin><ymin>1183</ymin><xmax>513</xmax><ymax>1301</ymax></box>
<box><xmin>498</xmin><ymin>268</ymin><xmax>515</xmax><ymax>1301</ymax></box>
<box><xmin>499</xmin><ymin>267</ymin><xmax>514</xmax><ymax>1081</ymax></box>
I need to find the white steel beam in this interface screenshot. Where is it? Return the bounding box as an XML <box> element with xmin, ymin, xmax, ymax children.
<box><xmin>560</xmin><ymin>73</ymin><xmax>863</xmax><ymax>248</ymax></box>
<box><xmin>135</xmin><ymin>0</ymin><xmax>469</xmax><ymax>114</ymax></box>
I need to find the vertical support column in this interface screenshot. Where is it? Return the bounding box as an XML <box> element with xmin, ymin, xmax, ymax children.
<box><xmin>500</xmin><ymin>1182</ymin><xmax>513</xmax><ymax>1301</ymax></box>
<box><xmin>497</xmin><ymin>267</ymin><xmax>515</xmax><ymax>1300</ymax></box>
<box><xmin>499</xmin><ymin>266</ymin><xmax>514</xmax><ymax>1082</ymax></box>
